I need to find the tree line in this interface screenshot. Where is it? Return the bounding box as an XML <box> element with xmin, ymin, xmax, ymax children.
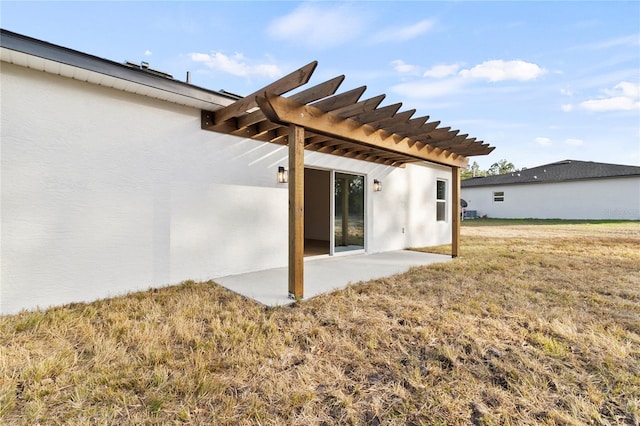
<box><xmin>461</xmin><ymin>159</ymin><xmax>521</xmax><ymax>180</ymax></box>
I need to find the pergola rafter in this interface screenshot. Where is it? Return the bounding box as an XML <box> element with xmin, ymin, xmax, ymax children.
<box><xmin>202</xmin><ymin>61</ymin><xmax>494</xmax><ymax>167</ymax></box>
<box><xmin>255</xmin><ymin>93</ymin><xmax>470</xmax><ymax>168</ymax></box>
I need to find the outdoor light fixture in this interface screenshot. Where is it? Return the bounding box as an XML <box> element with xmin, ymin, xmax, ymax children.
<box><xmin>278</xmin><ymin>166</ymin><xmax>288</xmax><ymax>184</ymax></box>
<box><xmin>373</xmin><ymin>179</ymin><xmax>382</xmax><ymax>192</ymax></box>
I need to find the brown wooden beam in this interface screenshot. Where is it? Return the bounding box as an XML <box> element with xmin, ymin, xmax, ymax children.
<box><xmin>452</xmin><ymin>166</ymin><xmax>461</xmax><ymax>258</ymax></box>
<box><xmin>296</xmin><ymin>94</ymin><xmax>387</xmax><ymax>148</ymax></box>
<box><xmin>405</xmin><ymin>120</ymin><xmax>440</xmax><ymax>138</ymax></box>
<box><xmin>352</xmin><ymin>103</ymin><xmax>402</xmax><ymax>124</ymax></box>
<box><xmin>422</xmin><ymin>127</ymin><xmax>458</xmax><ymax>142</ymax></box>
<box><xmin>459</xmin><ymin>144</ymin><xmax>494</xmax><ymax>156</ymax></box>
<box><xmin>211</xmin><ymin>61</ymin><xmax>318</xmax><ymax>126</ymax></box>
<box><xmin>369</xmin><ymin>109</ymin><xmax>416</xmax><ymax>130</ymax></box>
<box><xmin>332</xmin><ymin>94</ymin><xmax>386</xmax><ymax>118</ymax></box>
<box><xmin>234</xmin><ymin>75</ymin><xmax>345</xmax><ymax>130</ymax></box>
<box><xmin>290</xmin><ymin>75</ymin><xmax>345</xmax><ymax>105</ymax></box>
<box><xmin>312</xmin><ymin>86</ymin><xmax>367</xmax><ymax>111</ymax></box>
<box><xmin>384</xmin><ymin>115</ymin><xmax>429</xmax><ymax>134</ymax></box>
<box><xmin>289</xmin><ymin>124</ymin><xmax>305</xmax><ymax>299</ymax></box>
<box><xmin>256</xmin><ymin>93</ymin><xmax>469</xmax><ymax>168</ymax></box>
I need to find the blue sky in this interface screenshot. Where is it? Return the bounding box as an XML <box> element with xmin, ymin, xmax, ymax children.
<box><xmin>2</xmin><ymin>1</ymin><xmax>639</xmax><ymax>169</ymax></box>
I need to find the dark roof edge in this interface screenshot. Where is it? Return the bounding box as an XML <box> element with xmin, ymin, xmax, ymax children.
<box><xmin>0</xmin><ymin>28</ymin><xmax>237</xmax><ymax>104</ymax></box>
<box><xmin>544</xmin><ymin>159</ymin><xmax>640</xmax><ymax>169</ymax></box>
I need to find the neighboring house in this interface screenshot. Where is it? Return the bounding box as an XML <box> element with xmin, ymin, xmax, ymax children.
<box><xmin>461</xmin><ymin>160</ymin><xmax>640</xmax><ymax>220</ymax></box>
<box><xmin>0</xmin><ymin>29</ymin><xmax>493</xmax><ymax>314</ymax></box>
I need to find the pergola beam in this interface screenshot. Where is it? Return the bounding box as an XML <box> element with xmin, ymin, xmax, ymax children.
<box><xmin>235</xmin><ymin>75</ymin><xmax>345</xmax><ymax>130</ymax></box>
<box><xmin>202</xmin><ymin>61</ymin><xmax>494</xmax><ymax>166</ymax></box>
<box><xmin>256</xmin><ymin>93</ymin><xmax>469</xmax><ymax>169</ymax></box>
<box><xmin>312</xmin><ymin>86</ymin><xmax>367</xmax><ymax>111</ymax></box>
<box><xmin>210</xmin><ymin>61</ymin><xmax>318</xmax><ymax>125</ymax></box>
<box><xmin>333</xmin><ymin>94</ymin><xmax>386</xmax><ymax>118</ymax></box>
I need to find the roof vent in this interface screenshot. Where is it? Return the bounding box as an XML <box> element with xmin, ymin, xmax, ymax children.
<box><xmin>123</xmin><ymin>60</ymin><xmax>173</xmax><ymax>79</ymax></box>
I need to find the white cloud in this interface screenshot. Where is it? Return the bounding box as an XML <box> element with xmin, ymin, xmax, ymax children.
<box><xmin>565</xmin><ymin>138</ymin><xmax>584</xmax><ymax>146</ymax></box>
<box><xmin>561</xmin><ymin>104</ymin><xmax>574</xmax><ymax>112</ymax></box>
<box><xmin>579</xmin><ymin>81</ymin><xmax>640</xmax><ymax>112</ymax></box>
<box><xmin>580</xmin><ymin>97</ymin><xmax>639</xmax><ymax>111</ymax></box>
<box><xmin>266</xmin><ymin>4</ymin><xmax>367</xmax><ymax>49</ymax></box>
<box><xmin>459</xmin><ymin>59</ymin><xmax>547</xmax><ymax>82</ymax></box>
<box><xmin>391</xmin><ymin>60</ymin><xmax>420</xmax><ymax>75</ymax></box>
<box><xmin>373</xmin><ymin>19</ymin><xmax>436</xmax><ymax>43</ymax></box>
<box><xmin>605</xmin><ymin>81</ymin><xmax>640</xmax><ymax>98</ymax></box>
<box><xmin>423</xmin><ymin>64</ymin><xmax>460</xmax><ymax>78</ymax></box>
<box><xmin>535</xmin><ymin>137</ymin><xmax>552</xmax><ymax>146</ymax></box>
<box><xmin>391</xmin><ymin>59</ymin><xmax>546</xmax><ymax>101</ymax></box>
<box><xmin>144</xmin><ymin>50</ymin><xmax>152</xmax><ymax>57</ymax></box>
<box><xmin>189</xmin><ymin>52</ymin><xmax>282</xmax><ymax>79</ymax></box>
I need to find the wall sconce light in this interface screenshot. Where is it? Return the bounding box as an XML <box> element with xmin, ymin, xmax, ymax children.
<box><xmin>278</xmin><ymin>166</ymin><xmax>288</xmax><ymax>184</ymax></box>
<box><xmin>373</xmin><ymin>179</ymin><xmax>382</xmax><ymax>192</ymax></box>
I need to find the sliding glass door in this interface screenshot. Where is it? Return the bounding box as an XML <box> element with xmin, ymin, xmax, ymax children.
<box><xmin>334</xmin><ymin>172</ymin><xmax>365</xmax><ymax>253</ymax></box>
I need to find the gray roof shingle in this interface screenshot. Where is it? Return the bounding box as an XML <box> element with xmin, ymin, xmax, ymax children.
<box><xmin>461</xmin><ymin>160</ymin><xmax>640</xmax><ymax>187</ymax></box>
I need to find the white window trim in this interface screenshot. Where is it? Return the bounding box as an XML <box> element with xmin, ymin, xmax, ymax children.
<box><xmin>436</xmin><ymin>179</ymin><xmax>447</xmax><ymax>222</ymax></box>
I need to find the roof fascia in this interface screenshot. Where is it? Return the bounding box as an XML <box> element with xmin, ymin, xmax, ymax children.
<box><xmin>0</xmin><ymin>28</ymin><xmax>234</xmax><ymax>110</ymax></box>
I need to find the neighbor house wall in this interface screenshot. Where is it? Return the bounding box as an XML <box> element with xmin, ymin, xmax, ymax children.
<box><xmin>461</xmin><ymin>178</ymin><xmax>640</xmax><ymax>220</ymax></box>
<box><xmin>1</xmin><ymin>61</ymin><xmax>454</xmax><ymax>315</ymax></box>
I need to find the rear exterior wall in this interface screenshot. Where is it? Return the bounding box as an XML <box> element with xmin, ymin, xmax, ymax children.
<box><xmin>1</xmin><ymin>62</ymin><xmax>451</xmax><ymax>314</ymax></box>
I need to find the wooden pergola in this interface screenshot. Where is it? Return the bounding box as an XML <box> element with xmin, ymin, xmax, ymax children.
<box><xmin>201</xmin><ymin>61</ymin><xmax>494</xmax><ymax>299</ymax></box>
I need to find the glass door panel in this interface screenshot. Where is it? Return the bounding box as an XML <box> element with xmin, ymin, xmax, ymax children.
<box><xmin>334</xmin><ymin>173</ymin><xmax>365</xmax><ymax>253</ymax></box>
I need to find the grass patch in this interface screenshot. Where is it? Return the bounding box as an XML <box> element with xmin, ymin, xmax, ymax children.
<box><xmin>1</xmin><ymin>222</ymin><xmax>639</xmax><ymax>424</ymax></box>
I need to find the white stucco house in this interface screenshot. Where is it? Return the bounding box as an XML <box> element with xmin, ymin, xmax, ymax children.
<box><xmin>0</xmin><ymin>29</ymin><xmax>494</xmax><ymax>314</ymax></box>
<box><xmin>461</xmin><ymin>160</ymin><xmax>640</xmax><ymax>220</ymax></box>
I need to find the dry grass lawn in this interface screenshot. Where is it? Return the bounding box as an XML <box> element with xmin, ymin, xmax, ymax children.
<box><xmin>1</xmin><ymin>221</ymin><xmax>639</xmax><ymax>425</ymax></box>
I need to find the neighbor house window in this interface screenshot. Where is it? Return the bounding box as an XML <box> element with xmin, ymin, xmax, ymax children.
<box><xmin>493</xmin><ymin>191</ymin><xmax>505</xmax><ymax>202</ymax></box>
<box><xmin>436</xmin><ymin>180</ymin><xmax>446</xmax><ymax>221</ymax></box>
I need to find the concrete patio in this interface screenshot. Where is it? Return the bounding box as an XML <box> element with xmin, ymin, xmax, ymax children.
<box><xmin>213</xmin><ymin>250</ymin><xmax>452</xmax><ymax>307</ymax></box>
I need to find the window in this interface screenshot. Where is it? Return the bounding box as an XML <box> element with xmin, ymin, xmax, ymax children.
<box><xmin>436</xmin><ymin>180</ymin><xmax>446</xmax><ymax>221</ymax></box>
<box><xmin>493</xmin><ymin>191</ymin><xmax>504</xmax><ymax>202</ymax></box>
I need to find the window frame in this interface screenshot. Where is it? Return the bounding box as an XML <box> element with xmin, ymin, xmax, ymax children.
<box><xmin>436</xmin><ymin>179</ymin><xmax>447</xmax><ymax>222</ymax></box>
<box><xmin>493</xmin><ymin>191</ymin><xmax>505</xmax><ymax>203</ymax></box>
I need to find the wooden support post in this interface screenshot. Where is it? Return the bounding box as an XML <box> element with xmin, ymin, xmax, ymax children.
<box><xmin>289</xmin><ymin>124</ymin><xmax>305</xmax><ymax>298</ymax></box>
<box><xmin>451</xmin><ymin>166</ymin><xmax>461</xmax><ymax>258</ymax></box>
